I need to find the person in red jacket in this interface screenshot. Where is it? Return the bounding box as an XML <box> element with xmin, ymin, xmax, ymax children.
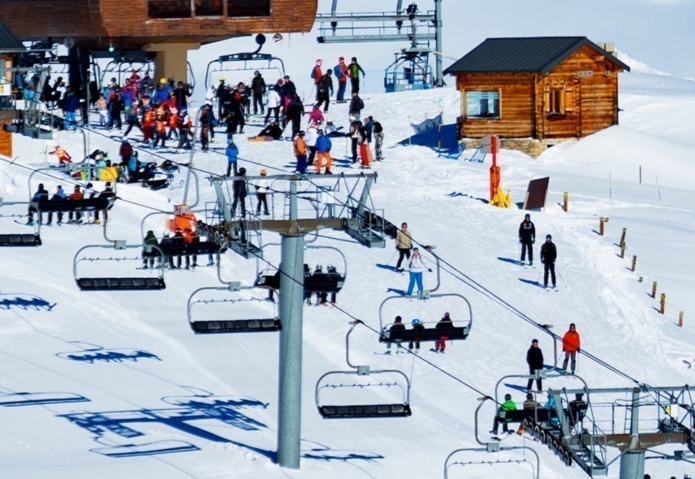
<box><xmin>561</xmin><ymin>323</ymin><xmax>581</xmax><ymax>374</ymax></box>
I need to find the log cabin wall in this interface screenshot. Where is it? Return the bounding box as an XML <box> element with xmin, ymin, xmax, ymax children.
<box><xmin>535</xmin><ymin>44</ymin><xmax>621</xmax><ymax>139</ymax></box>
<box><xmin>0</xmin><ymin>0</ymin><xmax>317</xmax><ymax>47</ymax></box>
<box><xmin>456</xmin><ymin>72</ymin><xmax>536</xmax><ymax>139</ymax></box>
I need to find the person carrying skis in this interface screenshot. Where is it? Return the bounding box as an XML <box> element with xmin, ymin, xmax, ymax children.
<box><xmin>435</xmin><ymin>312</ymin><xmax>454</xmax><ymax>353</ymax></box>
<box><xmin>490</xmin><ymin>393</ymin><xmax>517</xmax><ymax>436</ymax></box>
<box><xmin>385</xmin><ymin>315</ymin><xmax>406</xmax><ymax>354</ymax></box>
<box><xmin>395</xmin><ymin>222</ymin><xmax>412</xmax><ymax>272</ymax></box>
<box><xmin>540</xmin><ymin>234</ymin><xmax>557</xmax><ymax>288</ymax></box>
<box><xmin>526</xmin><ymin>339</ymin><xmax>544</xmax><ymax>392</ymax></box>
<box><xmin>518</xmin><ymin>213</ymin><xmax>535</xmax><ymax>265</ymax></box>
<box><xmin>561</xmin><ymin>323</ymin><xmax>581</xmax><ymax>374</ymax></box>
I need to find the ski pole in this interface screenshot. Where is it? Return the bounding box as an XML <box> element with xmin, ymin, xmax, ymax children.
<box><xmin>386</xmin><ymin>249</ymin><xmax>397</xmax><ymax>266</ymax></box>
<box><xmin>556</xmin><ymin>266</ymin><xmax>566</xmax><ymax>288</ymax></box>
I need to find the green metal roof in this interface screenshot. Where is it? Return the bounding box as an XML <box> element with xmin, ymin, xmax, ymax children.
<box><xmin>444</xmin><ymin>37</ymin><xmax>630</xmax><ymax>75</ymax></box>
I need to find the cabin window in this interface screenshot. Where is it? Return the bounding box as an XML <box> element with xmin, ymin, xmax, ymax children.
<box><xmin>466</xmin><ymin>91</ymin><xmax>499</xmax><ymax>119</ymax></box>
<box><xmin>147</xmin><ymin>0</ymin><xmax>270</xmax><ymax>19</ymax></box>
<box><xmin>548</xmin><ymin>88</ymin><xmax>565</xmax><ymax>115</ymax></box>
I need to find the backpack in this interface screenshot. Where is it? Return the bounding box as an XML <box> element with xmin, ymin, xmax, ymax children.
<box><xmin>333</xmin><ymin>65</ymin><xmax>345</xmax><ymax>79</ymax></box>
<box><xmin>310</xmin><ymin>67</ymin><xmax>317</xmax><ymax>79</ymax></box>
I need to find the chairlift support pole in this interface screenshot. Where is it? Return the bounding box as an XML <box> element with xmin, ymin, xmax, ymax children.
<box><xmin>619</xmin><ymin>388</ymin><xmax>645</xmax><ymax>479</ymax></box>
<box><xmin>434</xmin><ymin>0</ymin><xmax>443</xmax><ymax>87</ymax></box>
<box><xmin>277</xmin><ymin>178</ymin><xmax>305</xmax><ymax>469</ymax></box>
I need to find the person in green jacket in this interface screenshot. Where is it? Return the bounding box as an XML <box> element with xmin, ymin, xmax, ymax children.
<box><xmin>348</xmin><ymin>57</ymin><xmax>366</xmax><ymax>95</ymax></box>
<box><xmin>490</xmin><ymin>393</ymin><xmax>517</xmax><ymax>435</ymax></box>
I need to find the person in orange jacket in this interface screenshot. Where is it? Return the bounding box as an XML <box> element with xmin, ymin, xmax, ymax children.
<box><xmin>561</xmin><ymin>323</ymin><xmax>581</xmax><ymax>374</ymax></box>
<box><xmin>294</xmin><ymin>130</ymin><xmax>307</xmax><ymax>174</ymax></box>
<box><xmin>50</xmin><ymin>145</ymin><xmax>72</xmax><ymax>164</ymax></box>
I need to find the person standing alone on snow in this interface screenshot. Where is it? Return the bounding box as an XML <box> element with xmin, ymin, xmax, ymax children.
<box><xmin>561</xmin><ymin>323</ymin><xmax>580</xmax><ymax>374</ymax></box>
<box><xmin>406</xmin><ymin>247</ymin><xmax>429</xmax><ymax>297</ymax></box>
<box><xmin>540</xmin><ymin>234</ymin><xmax>557</xmax><ymax>288</ymax></box>
<box><xmin>519</xmin><ymin>213</ymin><xmax>535</xmax><ymax>265</ymax></box>
<box><xmin>526</xmin><ymin>339</ymin><xmax>544</xmax><ymax>392</ymax></box>
<box><xmin>395</xmin><ymin>222</ymin><xmax>412</xmax><ymax>272</ymax></box>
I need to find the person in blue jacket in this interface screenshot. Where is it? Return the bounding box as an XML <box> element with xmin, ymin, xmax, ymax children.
<box><xmin>225</xmin><ymin>139</ymin><xmax>239</xmax><ymax>177</ymax></box>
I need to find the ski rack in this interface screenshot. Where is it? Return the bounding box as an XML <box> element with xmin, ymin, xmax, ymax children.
<box><xmin>204</xmin><ymin>35</ymin><xmax>285</xmax><ymax>89</ymax></box>
<box><xmin>254</xmin><ymin>244</ymin><xmax>347</xmax><ymax>303</ymax></box>
<box><xmin>72</xmin><ymin>213</ymin><xmax>166</xmax><ymax>291</ymax></box>
<box><xmin>0</xmin><ymin>198</ymin><xmax>42</xmax><ymax>246</ymax></box>
<box><xmin>315</xmin><ymin>321</ymin><xmax>412</xmax><ymax>419</ymax></box>
<box><xmin>187</xmin><ymin>283</ymin><xmax>280</xmax><ymax>334</ymax></box>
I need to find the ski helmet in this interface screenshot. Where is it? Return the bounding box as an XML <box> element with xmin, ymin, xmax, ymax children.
<box><xmin>412</xmin><ymin>318</ymin><xmax>422</xmax><ymax>326</ymax></box>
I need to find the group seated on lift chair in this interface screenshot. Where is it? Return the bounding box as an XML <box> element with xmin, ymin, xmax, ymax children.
<box><xmin>255</xmin><ymin>263</ymin><xmax>345</xmax><ymax>304</ymax></box>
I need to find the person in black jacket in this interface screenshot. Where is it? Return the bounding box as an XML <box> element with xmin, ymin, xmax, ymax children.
<box><xmin>27</xmin><ymin>183</ymin><xmax>49</xmax><ymax>225</ymax></box>
<box><xmin>540</xmin><ymin>234</ymin><xmax>557</xmax><ymax>288</ymax></box>
<box><xmin>230</xmin><ymin>167</ymin><xmax>247</xmax><ymax>217</ymax></box>
<box><xmin>526</xmin><ymin>339</ymin><xmax>544</xmax><ymax>392</ymax></box>
<box><xmin>250</xmin><ymin>71</ymin><xmax>266</xmax><ymax>115</ymax></box>
<box><xmin>315</xmin><ymin>70</ymin><xmax>333</xmax><ymax>112</ymax></box>
<box><xmin>518</xmin><ymin>213</ymin><xmax>535</xmax><ymax>265</ymax></box>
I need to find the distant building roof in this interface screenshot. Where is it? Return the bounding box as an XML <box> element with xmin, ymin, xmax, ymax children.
<box><xmin>0</xmin><ymin>23</ymin><xmax>26</xmax><ymax>53</ymax></box>
<box><xmin>444</xmin><ymin>37</ymin><xmax>630</xmax><ymax>75</ymax></box>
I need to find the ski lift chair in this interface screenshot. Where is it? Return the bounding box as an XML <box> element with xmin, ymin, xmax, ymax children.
<box><xmin>187</xmin><ymin>283</ymin><xmax>280</xmax><ymax>334</ymax></box>
<box><xmin>73</xmin><ymin>215</ymin><xmax>166</xmax><ymax>291</ymax></box>
<box><xmin>315</xmin><ymin>321</ymin><xmax>412</xmax><ymax>419</ymax></box>
<box><xmin>0</xmin><ymin>199</ymin><xmax>42</xmax><ymax>246</ymax></box>
<box><xmin>378</xmin><ymin>293</ymin><xmax>473</xmax><ymax>344</ymax></box>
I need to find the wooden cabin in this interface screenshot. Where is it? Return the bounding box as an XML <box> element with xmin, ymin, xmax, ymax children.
<box><xmin>444</xmin><ymin>37</ymin><xmax>630</xmax><ymax>154</ymax></box>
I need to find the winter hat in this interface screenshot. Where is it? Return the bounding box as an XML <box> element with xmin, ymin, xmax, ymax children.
<box><xmin>238</xmin><ymin>167</ymin><xmax>246</xmax><ymax>175</ymax></box>
<box><xmin>316</xmin><ymin>59</ymin><xmax>322</xmax><ymax>65</ymax></box>
<box><xmin>339</xmin><ymin>56</ymin><xmax>345</xmax><ymax>61</ymax></box>
<box><xmin>505</xmin><ymin>393</ymin><xmax>512</xmax><ymax>401</ymax></box>
<box><xmin>532</xmin><ymin>339</ymin><xmax>538</xmax><ymax>344</ymax></box>
<box><xmin>546</xmin><ymin>234</ymin><xmax>552</xmax><ymax>240</ymax></box>
<box><xmin>444</xmin><ymin>312</ymin><xmax>450</xmax><ymax>318</ymax></box>
<box><xmin>395</xmin><ymin>315</ymin><xmax>402</xmax><ymax>323</ymax></box>
<box><xmin>525</xmin><ymin>213</ymin><xmax>530</xmax><ymax>219</ymax></box>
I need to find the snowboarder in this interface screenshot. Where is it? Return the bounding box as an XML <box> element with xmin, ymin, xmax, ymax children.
<box><xmin>540</xmin><ymin>234</ymin><xmax>557</xmax><ymax>288</ymax></box>
<box><xmin>435</xmin><ymin>312</ymin><xmax>453</xmax><ymax>353</ymax></box>
<box><xmin>561</xmin><ymin>323</ymin><xmax>581</xmax><ymax>374</ymax></box>
<box><xmin>395</xmin><ymin>222</ymin><xmax>412</xmax><ymax>272</ymax></box>
<box><xmin>490</xmin><ymin>393</ymin><xmax>517</xmax><ymax>435</ymax></box>
<box><xmin>519</xmin><ymin>213</ymin><xmax>535</xmax><ymax>265</ymax></box>
<box><xmin>526</xmin><ymin>339</ymin><xmax>544</xmax><ymax>392</ymax></box>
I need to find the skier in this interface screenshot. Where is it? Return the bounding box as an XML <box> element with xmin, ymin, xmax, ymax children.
<box><xmin>348</xmin><ymin>57</ymin><xmax>366</xmax><ymax>95</ymax></box>
<box><xmin>333</xmin><ymin>56</ymin><xmax>350</xmax><ymax>103</ymax></box>
<box><xmin>230</xmin><ymin>167</ymin><xmax>247</xmax><ymax>218</ymax></box>
<box><xmin>254</xmin><ymin>169</ymin><xmax>270</xmax><ymax>216</ymax></box>
<box><xmin>395</xmin><ymin>222</ymin><xmax>412</xmax><ymax>272</ymax></box>
<box><xmin>561</xmin><ymin>323</ymin><xmax>581</xmax><ymax>374</ymax></box>
<box><xmin>225</xmin><ymin>139</ymin><xmax>239</xmax><ymax>177</ymax></box>
<box><xmin>67</xmin><ymin>184</ymin><xmax>84</xmax><ymax>224</ymax></box>
<box><xmin>490</xmin><ymin>393</ymin><xmax>517</xmax><ymax>436</ymax></box>
<box><xmin>27</xmin><ymin>183</ymin><xmax>49</xmax><ymax>225</ymax></box>
<box><xmin>523</xmin><ymin>393</ymin><xmax>538</xmax><ymax>410</ymax></box>
<box><xmin>294</xmin><ymin>130</ymin><xmax>308</xmax><ymax>174</ymax></box>
<box><xmin>406</xmin><ymin>247</ymin><xmax>427</xmax><ymax>297</ymax></box>
<box><xmin>311</xmin><ymin>59</ymin><xmax>323</xmax><ymax>101</ymax></box>
<box><xmin>525</xmin><ymin>339</ymin><xmax>544</xmax><ymax>392</ymax></box>
<box><xmin>435</xmin><ymin>312</ymin><xmax>453</xmax><ymax>353</ymax></box>
<box><xmin>518</xmin><ymin>213</ymin><xmax>535</xmax><ymax>265</ymax></box>
<box><xmin>386</xmin><ymin>315</ymin><xmax>406</xmax><ymax>354</ymax></box>
<box><xmin>315</xmin><ymin>69</ymin><xmax>333</xmax><ymax>112</ymax></box>
<box><xmin>264</xmin><ymin>85</ymin><xmax>282</xmax><ymax>125</ymax></box>
<box><xmin>314</xmin><ymin>129</ymin><xmax>333</xmax><ymax>174</ymax></box>
<box><xmin>408</xmin><ymin>318</ymin><xmax>425</xmax><ymax>353</ymax></box>
<box><xmin>540</xmin><ymin>234</ymin><xmax>557</xmax><ymax>288</ymax></box>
